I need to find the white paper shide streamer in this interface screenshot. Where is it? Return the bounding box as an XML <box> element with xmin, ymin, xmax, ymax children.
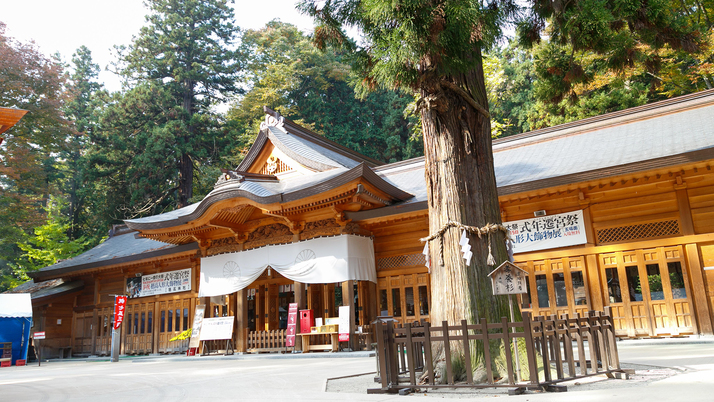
<box><xmin>459</xmin><ymin>230</ymin><xmax>473</xmax><ymax>266</ymax></box>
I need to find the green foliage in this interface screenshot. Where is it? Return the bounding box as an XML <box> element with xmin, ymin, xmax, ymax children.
<box><xmin>60</xmin><ymin>46</ymin><xmax>110</xmax><ymax>245</ymax></box>
<box><xmin>228</xmin><ymin>20</ymin><xmax>421</xmax><ymax>163</ymax></box>
<box><xmin>299</xmin><ymin>0</ymin><xmax>517</xmax><ymax>92</ymax></box>
<box><xmin>519</xmin><ymin>0</ymin><xmax>709</xmax><ymax>111</ymax></box>
<box><xmin>0</xmin><ymin>23</ymin><xmax>72</xmax><ymax>290</ymax></box>
<box><xmin>12</xmin><ymin>196</ymin><xmax>88</xmax><ymax>281</ymax></box>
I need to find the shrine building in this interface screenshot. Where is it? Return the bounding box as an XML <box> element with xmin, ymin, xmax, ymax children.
<box><xmin>14</xmin><ymin>89</ymin><xmax>714</xmax><ymax>358</ymax></box>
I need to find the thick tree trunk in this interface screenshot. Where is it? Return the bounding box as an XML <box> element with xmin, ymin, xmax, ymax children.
<box><xmin>420</xmin><ymin>49</ymin><xmax>512</xmax><ymax>379</ymax></box>
<box><xmin>177</xmin><ymin>84</ymin><xmax>195</xmax><ymax>208</ymax></box>
<box><xmin>177</xmin><ymin>152</ymin><xmax>193</xmax><ymax>208</ymax></box>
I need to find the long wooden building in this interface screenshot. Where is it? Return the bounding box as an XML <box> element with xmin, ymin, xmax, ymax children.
<box><xmin>16</xmin><ymin>89</ymin><xmax>714</xmax><ymax>358</ymax></box>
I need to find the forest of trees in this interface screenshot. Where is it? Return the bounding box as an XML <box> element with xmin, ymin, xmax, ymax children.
<box><xmin>1</xmin><ymin>0</ymin><xmax>712</xmax><ymax>293</ymax></box>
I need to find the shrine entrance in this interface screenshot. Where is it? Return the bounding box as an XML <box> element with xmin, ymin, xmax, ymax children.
<box><xmin>124</xmin><ymin>302</ymin><xmax>154</xmax><ymax>354</ymax></box>
<box><xmin>600</xmin><ymin>246</ymin><xmax>695</xmax><ymax>337</ymax></box>
<box><xmin>518</xmin><ymin>256</ymin><xmax>591</xmax><ymax>319</ymax></box>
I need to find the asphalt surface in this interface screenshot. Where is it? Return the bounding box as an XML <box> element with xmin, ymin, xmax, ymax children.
<box><xmin>2</xmin><ymin>338</ymin><xmax>713</xmax><ymax>401</ymax></box>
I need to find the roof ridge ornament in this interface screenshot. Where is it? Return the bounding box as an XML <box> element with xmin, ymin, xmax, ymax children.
<box><xmin>260</xmin><ymin>112</ymin><xmax>285</xmax><ymax>131</ymax></box>
<box><xmin>214</xmin><ymin>169</ymin><xmax>244</xmax><ymax>189</ymax></box>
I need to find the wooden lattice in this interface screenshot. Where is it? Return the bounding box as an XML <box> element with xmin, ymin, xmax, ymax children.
<box><xmin>377</xmin><ymin>253</ymin><xmax>426</xmax><ymax>271</ymax></box>
<box><xmin>259</xmin><ymin>155</ymin><xmax>292</xmax><ymax>175</ymax></box>
<box><xmin>596</xmin><ymin>220</ymin><xmax>680</xmax><ymax>244</ymax></box>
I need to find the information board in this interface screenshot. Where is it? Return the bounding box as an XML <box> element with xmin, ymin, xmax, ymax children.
<box><xmin>126</xmin><ymin>268</ymin><xmax>191</xmax><ymax>298</ymax></box>
<box><xmin>504</xmin><ymin>210</ymin><xmax>587</xmax><ymax>253</ymax></box>
<box><xmin>199</xmin><ymin>316</ymin><xmax>234</xmax><ymax>341</ymax></box>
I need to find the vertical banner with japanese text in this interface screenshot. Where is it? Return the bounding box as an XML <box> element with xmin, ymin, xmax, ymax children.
<box><xmin>338</xmin><ymin>306</ymin><xmax>350</xmax><ymax>342</ymax></box>
<box><xmin>286</xmin><ymin>303</ymin><xmax>298</xmax><ymax>347</ymax></box>
<box><xmin>113</xmin><ymin>296</ymin><xmax>127</xmax><ymax>330</ymax></box>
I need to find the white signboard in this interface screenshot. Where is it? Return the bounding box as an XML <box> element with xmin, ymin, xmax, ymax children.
<box><xmin>504</xmin><ymin>210</ymin><xmax>587</xmax><ymax>253</ymax></box>
<box><xmin>188</xmin><ymin>305</ymin><xmax>205</xmax><ymax>349</ymax></box>
<box><xmin>199</xmin><ymin>316</ymin><xmax>234</xmax><ymax>341</ymax></box>
<box><xmin>338</xmin><ymin>306</ymin><xmax>350</xmax><ymax>342</ymax></box>
<box><xmin>126</xmin><ymin>268</ymin><xmax>192</xmax><ymax>298</ymax></box>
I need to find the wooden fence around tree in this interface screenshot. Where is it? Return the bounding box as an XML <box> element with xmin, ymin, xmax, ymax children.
<box><xmin>371</xmin><ymin>308</ymin><xmax>622</xmax><ymax>393</ymax></box>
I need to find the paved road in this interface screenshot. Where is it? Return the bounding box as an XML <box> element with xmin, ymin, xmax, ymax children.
<box><xmin>3</xmin><ymin>340</ymin><xmax>713</xmax><ymax>401</ymax></box>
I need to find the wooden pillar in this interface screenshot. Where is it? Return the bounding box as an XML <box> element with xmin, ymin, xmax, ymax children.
<box><xmin>365</xmin><ymin>281</ymin><xmax>378</xmax><ymax>325</ymax></box>
<box><xmin>342</xmin><ymin>280</ymin><xmax>355</xmax><ymax>350</ymax></box>
<box><xmin>152</xmin><ymin>299</ymin><xmax>160</xmax><ymax>354</ymax></box>
<box><xmin>685</xmin><ymin>244</ymin><xmax>713</xmax><ymax>334</ymax></box>
<box><xmin>585</xmin><ymin>254</ymin><xmax>604</xmax><ymax>311</ymax></box>
<box><xmin>294</xmin><ymin>282</ymin><xmax>305</xmax><ymax>350</ymax></box>
<box><xmin>675</xmin><ymin>184</ymin><xmax>695</xmax><ymax>235</ymax></box>
<box><xmin>323</xmin><ymin>283</ymin><xmax>334</xmax><ymax>320</ymax></box>
<box><xmin>308</xmin><ymin>284</ymin><xmax>322</xmax><ymax>324</ymax></box>
<box><xmin>579</xmin><ymin>192</ymin><xmax>596</xmax><ymax>245</ymax></box>
<box><xmin>236</xmin><ymin>289</ymin><xmax>248</xmax><ymax>352</ymax></box>
<box><xmin>91</xmin><ymin>278</ymin><xmax>99</xmax><ymax>355</ymax></box>
<box><xmin>257</xmin><ymin>285</ymin><xmax>266</xmax><ymax>331</ymax></box>
<box><xmin>267</xmin><ymin>283</ymin><xmax>279</xmax><ymax>330</ymax></box>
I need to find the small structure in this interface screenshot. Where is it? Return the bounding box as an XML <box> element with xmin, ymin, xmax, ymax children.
<box><xmin>0</xmin><ymin>294</ymin><xmax>32</xmax><ymax>365</ymax></box>
<box><xmin>488</xmin><ymin>261</ymin><xmax>528</xmax><ymax>295</ymax></box>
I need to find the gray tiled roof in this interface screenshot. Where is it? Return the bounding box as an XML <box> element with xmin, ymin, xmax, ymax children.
<box><xmin>35</xmin><ymin>232</ymin><xmax>180</xmax><ymax>273</ymax></box>
<box><xmin>269</xmin><ymin>126</ymin><xmax>361</xmax><ymax>170</ymax></box>
<box><xmin>376</xmin><ymin>159</ymin><xmax>428</xmax><ymax>204</ymax></box>
<box><xmin>492</xmin><ymin>99</ymin><xmax>714</xmax><ymax>189</ymax></box>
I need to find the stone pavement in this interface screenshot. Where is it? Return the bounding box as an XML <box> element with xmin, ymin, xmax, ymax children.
<box><xmin>1</xmin><ymin>338</ymin><xmax>712</xmax><ymax>401</ymax></box>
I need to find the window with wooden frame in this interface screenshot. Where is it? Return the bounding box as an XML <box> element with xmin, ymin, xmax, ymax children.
<box><xmin>377</xmin><ymin>273</ymin><xmax>430</xmax><ymax>325</ymax></box>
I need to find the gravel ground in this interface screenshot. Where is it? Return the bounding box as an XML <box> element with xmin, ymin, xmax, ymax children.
<box><xmin>325</xmin><ymin>363</ymin><xmax>681</xmax><ymax>398</ymax></box>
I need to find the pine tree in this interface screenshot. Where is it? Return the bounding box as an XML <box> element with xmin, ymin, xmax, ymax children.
<box><xmin>117</xmin><ymin>0</ymin><xmax>242</xmax><ymax>208</ymax></box>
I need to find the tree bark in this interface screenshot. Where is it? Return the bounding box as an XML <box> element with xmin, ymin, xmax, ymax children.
<box><xmin>420</xmin><ymin>48</ymin><xmax>513</xmax><ymax>379</ymax></box>
<box><xmin>177</xmin><ymin>82</ymin><xmax>195</xmax><ymax>208</ymax></box>
<box><xmin>178</xmin><ymin>152</ymin><xmax>193</xmax><ymax>208</ymax></box>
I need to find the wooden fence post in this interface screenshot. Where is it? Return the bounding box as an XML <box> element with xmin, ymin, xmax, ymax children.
<box><xmin>501</xmin><ymin>317</ymin><xmax>515</xmax><ymax>385</ymax></box>
<box><xmin>442</xmin><ymin>321</ymin><xmax>454</xmax><ymax>385</ymax></box>
<box><xmin>423</xmin><ymin>321</ymin><xmax>435</xmax><ymax>385</ymax></box>
<box><xmin>461</xmin><ymin>320</ymin><xmax>474</xmax><ymax>385</ymax></box>
<box><xmin>521</xmin><ymin>312</ymin><xmax>540</xmax><ymax>386</ymax></box>
<box><xmin>405</xmin><ymin>322</ymin><xmax>416</xmax><ymax>386</ymax></box>
<box><xmin>604</xmin><ymin>306</ymin><xmax>620</xmax><ymax>369</ymax></box>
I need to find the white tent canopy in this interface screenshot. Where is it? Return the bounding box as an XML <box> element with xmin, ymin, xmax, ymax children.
<box><xmin>0</xmin><ymin>294</ymin><xmax>32</xmax><ymax>318</ymax></box>
<box><xmin>199</xmin><ymin>235</ymin><xmax>376</xmax><ymax>297</ymax></box>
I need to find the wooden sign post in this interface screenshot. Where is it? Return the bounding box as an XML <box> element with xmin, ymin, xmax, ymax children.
<box><xmin>110</xmin><ymin>295</ymin><xmax>127</xmax><ymax>363</ymax></box>
<box><xmin>33</xmin><ymin>331</ymin><xmax>45</xmax><ymax>367</ymax></box>
<box><xmin>187</xmin><ymin>304</ymin><xmax>205</xmax><ymax>356</ymax></box>
<box><xmin>487</xmin><ymin>261</ymin><xmax>528</xmax><ymax>381</ymax></box>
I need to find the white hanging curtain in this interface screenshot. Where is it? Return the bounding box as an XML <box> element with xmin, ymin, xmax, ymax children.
<box><xmin>198</xmin><ymin>235</ymin><xmax>376</xmax><ymax>297</ymax></box>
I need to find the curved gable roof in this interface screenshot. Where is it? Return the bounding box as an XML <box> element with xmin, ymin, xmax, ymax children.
<box><xmin>237</xmin><ymin>107</ymin><xmax>382</xmax><ymax>172</ymax></box>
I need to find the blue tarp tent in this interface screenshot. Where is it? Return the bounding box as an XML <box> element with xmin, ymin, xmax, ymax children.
<box><xmin>0</xmin><ymin>293</ymin><xmax>32</xmax><ymax>365</ymax></box>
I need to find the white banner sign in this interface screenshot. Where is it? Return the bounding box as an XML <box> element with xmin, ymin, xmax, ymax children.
<box><xmin>338</xmin><ymin>306</ymin><xmax>350</xmax><ymax>342</ymax></box>
<box><xmin>504</xmin><ymin>210</ymin><xmax>587</xmax><ymax>253</ymax></box>
<box><xmin>126</xmin><ymin>268</ymin><xmax>192</xmax><ymax>298</ymax></box>
<box><xmin>199</xmin><ymin>235</ymin><xmax>376</xmax><ymax>297</ymax></box>
<box><xmin>199</xmin><ymin>316</ymin><xmax>234</xmax><ymax>341</ymax></box>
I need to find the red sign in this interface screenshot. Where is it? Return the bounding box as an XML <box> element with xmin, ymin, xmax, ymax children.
<box><xmin>33</xmin><ymin>331</ymin><xmax>46</xmax><ymax>340</ymax></box>
<box><xmin>285</xmin><ymin>303</ymin><xmax>298</xmax><ymax>347</ymax></box>
<box><xmin>113</xmin><ymin>296</ymin><xmax>127</xmax><ymax>330</ymax></box>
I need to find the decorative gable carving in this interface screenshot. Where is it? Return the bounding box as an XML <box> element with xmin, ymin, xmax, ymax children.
<box><xmin>259</xmin><ymin>154</ymin><xmax>292</xmax><ymax>175</ymax></box>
